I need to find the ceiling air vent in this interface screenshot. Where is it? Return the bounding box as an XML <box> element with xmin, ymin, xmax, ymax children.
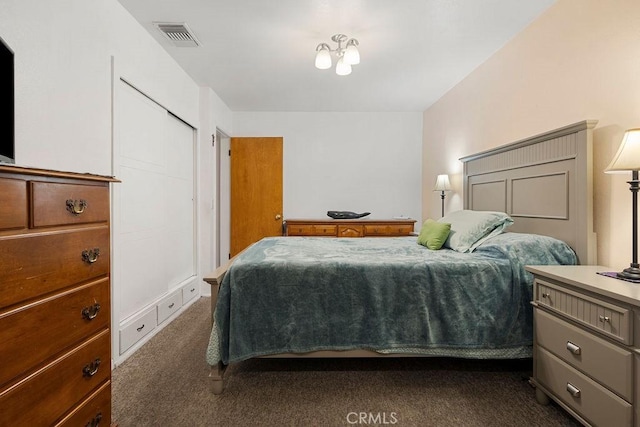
<box><xmin>154</xmin><ymin>22</ymin><xmax>200</xmax><ymax>47</ymax></box>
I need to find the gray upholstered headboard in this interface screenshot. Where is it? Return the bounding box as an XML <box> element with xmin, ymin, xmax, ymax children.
<box><xmin>460</xmin><ymin>120</ymin><xmax>597</xmax><ymax>265</ymax></box>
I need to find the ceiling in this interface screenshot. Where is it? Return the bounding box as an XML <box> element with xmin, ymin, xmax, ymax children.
<box><xmin>117</xmin><ymin>0</ymin><xmax>556</xmax><ymax>112</ymax></box>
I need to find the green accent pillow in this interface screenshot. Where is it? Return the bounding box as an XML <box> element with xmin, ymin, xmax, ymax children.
<box><xmin>417</xmin><ymin>219</ymin><xmax>451</xmax><ymax>250</ymax></box>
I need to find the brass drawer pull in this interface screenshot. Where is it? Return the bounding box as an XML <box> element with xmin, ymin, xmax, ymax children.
<box><xmin>86</xmin><ymin>412</ymin><xmax>102</xmax><ymax>427</ymax></box>
<box><xmin>82</xmin><ymin>358</ymin><xmax>101</xmax><ymax>377</ymax></box>
<box><xmin>82</xmin><ymin>303</ymin><xmax>101</xmax><ymax>320</ymax></box>
<box><xmin>566</xmin><ymin>382</ymin><xmax>581</xmax><ymax>398</ymax></box>
<box><xmin>599</xmin><ymin>315</ymin><xmax>610</xmax><ymax>323</ymax></box>
<box><xmin>82</xmin><ymin>248</ymin><xmax>100</xmax><ymax>264</ymax></box>
<box><xmin>66</xmin><ymin>199</ymin><xmax>87</xmax><ymax>215</ymax></box>
<box><xmin>566</xmin><ymin>341</ymin><xmax>581</xmax><ymax>355</ymax></box>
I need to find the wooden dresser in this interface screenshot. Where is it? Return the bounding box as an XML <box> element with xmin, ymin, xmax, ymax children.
<box><xmin>0</xmin><ymin>165</ymin><xmax>117</xmax><ymax>426</ymax></box>
<box><xmin>527</xmin><ymin>265</ymin><xmax>640</xmax><ymax>427</ymax></box>
<box><xmin>284</xmin><ymin>218</ymin><xmax>416</xmax><ymax>237</ymax></box>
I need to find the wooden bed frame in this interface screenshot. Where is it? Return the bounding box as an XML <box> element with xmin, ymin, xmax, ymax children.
<box><xmin>203</xmin><ymin>120</ymin><xmax>598</xmax><ymax>394</ymax></box>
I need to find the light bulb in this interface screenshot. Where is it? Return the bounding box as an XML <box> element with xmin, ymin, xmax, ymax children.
<box><xmin>315</xmin><ymin>47</ymin><xmax>332</xmax><ymax>70</ymax></box>
<box><xmin>344</xmin><ymin>41</ymin><xmax>360</xmax><ymax>65</ymax></box>
<box><xmin>335</xmin><ymin>57</ymin><xmax>352</xmax><ymax>76</ymax></box>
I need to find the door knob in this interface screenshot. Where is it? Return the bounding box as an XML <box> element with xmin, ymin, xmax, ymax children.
<box><xmin>275</xmin><ymin>214</ymin><xmax>282</xmax><ymax>220</ymax></box>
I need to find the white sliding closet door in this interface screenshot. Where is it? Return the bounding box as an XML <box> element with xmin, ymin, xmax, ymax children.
<box><xmin>114</xmin><ymin>80</ymin><xmax>195</xmax><ymax>324</ymax></box>
<box><xmin>164</xmin><ymin>114</ymin><xmax>196</xmax><ymax>288</ymax></box>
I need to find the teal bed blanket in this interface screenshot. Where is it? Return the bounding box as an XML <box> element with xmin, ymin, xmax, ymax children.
<box><xmin>207</xmin><ymin>233</ymin><xmax>576</xmax><ymax>365</ymax></box>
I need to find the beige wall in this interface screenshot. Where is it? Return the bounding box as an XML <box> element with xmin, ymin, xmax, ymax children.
<box><xmin>422</xmin><ymin>0</ymin><xmax>640</xmax><ymax>270</ymax></box>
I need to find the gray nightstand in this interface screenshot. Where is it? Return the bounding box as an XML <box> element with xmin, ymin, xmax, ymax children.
<box><xmin>526</xmin><ymin>265</ymin><xmax>640</xmax><ymax>427</ymax></box>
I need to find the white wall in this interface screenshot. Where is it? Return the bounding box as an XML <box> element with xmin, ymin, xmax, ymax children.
<box><xmin>0</xmin><ymin>0</ymin><xmax>232</xmax><ymax>362</ymax></box>
<box><xmin>1</xmin><ymin>0</ymin><xmax>201</xmax><ymax>175</ymax></box>
<box><xmin>199</xmin><ymin>88</ymin><xmax>233</xmax><ymax>295</ymax></box>
<box><xmin>232</xmin><ymin>112</ymin><xmax>423</xmax><ymax>225</ymax></box>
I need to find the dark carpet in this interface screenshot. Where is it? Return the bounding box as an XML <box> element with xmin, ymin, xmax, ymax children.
<box><xmin>112</xmin><ymin>297</ymin><xmax>580</xmax><ymax>427</ymax></box>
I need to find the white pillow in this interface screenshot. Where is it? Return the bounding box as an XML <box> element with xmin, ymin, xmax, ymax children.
<box><xmin>438</xmin><ymin>210</ymin><xmax>514</xmax><ymax>253</ymax></box>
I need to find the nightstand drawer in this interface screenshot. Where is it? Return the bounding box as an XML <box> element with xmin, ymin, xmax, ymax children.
<box><xmin>535</xmin><ymin>308</ymin><xmax>632</xmax><ymax>401</ymax></box>
<box><xmin>31</xmin><ymin>181</ymin><xmax>110</xmax><ymax>227</ymax></box>
<box><xmin>535</xmin><ymin>278</ymin><xmax>631</xmax><ymax>344</ymax></box>
<box><xmin>537</xmin><ymin>346</ymin><xmax>632</xmax><ymax>427</ymax></box>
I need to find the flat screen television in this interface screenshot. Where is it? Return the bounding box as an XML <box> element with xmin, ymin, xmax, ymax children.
<box><xmin>0</xmin><ymin>37</ymin><xmax>14</xmax><ymax>164</ymax></box>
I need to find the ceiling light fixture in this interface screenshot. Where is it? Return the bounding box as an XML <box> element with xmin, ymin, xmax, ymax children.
<box><xmin>315</xmin><ymin>34</ymin><xmax>360</xmax><ymax>76</ymax></box>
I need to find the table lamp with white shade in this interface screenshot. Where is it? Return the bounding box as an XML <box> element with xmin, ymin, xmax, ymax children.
<box><xmin>433</xmin><ymin>174</ymin><xmax>451</xmax><ymax>218</ymax></box>
<box><xmin>605</xmin><ymin>128</ymin><xmax>640</xmax><ymax>280</ymax></box>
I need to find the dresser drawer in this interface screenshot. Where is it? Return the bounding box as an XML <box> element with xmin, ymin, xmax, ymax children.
<box><xmin>55</xmin><ymin>380</ymin><xmax>111</xmax><ymax>427</ymax></box>
<box><xmin>287</xmin><ymin>223</ymin><xmax>337</xmax><ymax>236</ymax></box>
<box><xmin>0</xmin><ymin>226</ymin><xmax>110</xmax><ymax>309</ymax></box>
<box><xmin>338</xmin><ymin>224</ymin><xmax>363</xmax><ymax>237</ymax></box>
<box><xmin>535</xmin><ymin>278</ymin><xmax>632</xmax><ymax>344</ymax></box>
<box><xmin>31</xmin><ymin>181</ymin><xmax>109</xmax><ymax>227</ymax></box>
<box><xmin>0</xmin><ymin>177</ymin><xmax>27</xmax><ymax>231</ymax></box>
<box><xmin>364</xmin><ymin>224</ymin><xmax>413</xmax><ymax>236</ymax></box>
<box><xmin>536</xmin><ymin>346</ymin><xmax>632</xmax><ymax>427</ymax></box>
<box><xmin>535</xmin><ymin>308</ymin><xmax>632</xmax><ymax>401</ymax></box>
<box><xmin>0</xmin><ymin>329</ymin><xmax>110</xmax><ymax>427</ymax></box>
<box><xmin>0</xmin><ymin>278</ymin><xmax>110</xmax><ymax>388</ymax></box>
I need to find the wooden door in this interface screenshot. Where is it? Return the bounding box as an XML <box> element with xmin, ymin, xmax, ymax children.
<box><xmin>230</xmin><ymin>137</ymin><xmax>283</xmax><ymax>257</ymax></box>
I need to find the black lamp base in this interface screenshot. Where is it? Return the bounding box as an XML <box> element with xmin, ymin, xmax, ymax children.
<box><xmin>617</xmin><ymin>265</ymin><xmax>640</xmax><ymax>281</ymax></box>
<box><xmin>619</xmin><ymin>172</ymin><xmax>640</xmax><ymax>282</ymax></box>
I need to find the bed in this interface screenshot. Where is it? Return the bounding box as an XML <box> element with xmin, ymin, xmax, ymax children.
<box><xmin>204</xmin><ymin>120</ymin><xmax>598</xmax><ymax>394</ymax></box>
